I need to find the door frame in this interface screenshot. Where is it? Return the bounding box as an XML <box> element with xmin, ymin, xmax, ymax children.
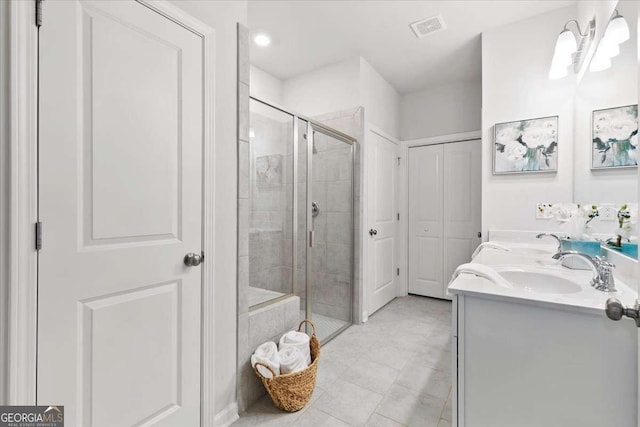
<box><xmin>363</xmin><ymin>124</ymin><xmax>402</xmax><ymax>318</ymax></box>
<box><xmin>2</xmin><ymin>2</ymin><xmax>218</xmax><ymax>425</ymax></box>
<box><xmin>400</xmin><ymin>130</ymin><xmax>481</xmax><ymax>296</ymax></box>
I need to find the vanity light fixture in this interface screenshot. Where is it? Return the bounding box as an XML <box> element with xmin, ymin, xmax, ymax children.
<box><xmin>549</xmin><ymin>18</ymin><xmax>596</xmax><ymax>80</ymax></box>
<box><xmin>606</xmin><ymin>9</ymin><xmax>630</xmax><ymax>44</ymax></box>
<box><xmin>590</xmin><ymin>10</ymin><xmax>629</xmax><ymax>72</ymax></box>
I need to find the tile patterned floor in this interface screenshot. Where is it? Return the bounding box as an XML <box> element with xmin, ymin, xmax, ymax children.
<box><xmin>300</xmin><ymin>310</ymin><xmax>350</xmax><ymax>342</ymax></box>
<box><xmin>233</xmin><ymin>295</ymin><xmax>453</xmax><ymax>427</ymax></box>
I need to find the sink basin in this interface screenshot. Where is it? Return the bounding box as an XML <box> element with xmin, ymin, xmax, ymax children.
<box><xmin>509</xmin><ymin>247</ymin><xmax>552</xmax><ymax>256</ymax></box>
<box><xmin>498</xmin><ymin>270</ymin><xmax>581</xmax><ymax>294</ymax></box>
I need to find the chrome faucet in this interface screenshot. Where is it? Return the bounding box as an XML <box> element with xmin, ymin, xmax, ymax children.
<box><xmin>536</xmin><ymin>233</ymin><xmax>562</xmax><ymax>255</ymax></box>
<box><xmin>552</xmin><ymin>251</ymin><xmax>616</xmax><ymax>292</ymax></box>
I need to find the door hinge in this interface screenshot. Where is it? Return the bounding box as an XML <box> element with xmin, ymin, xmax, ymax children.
<box><xmin>35</xmin><ymin>0</ymin><xmax>43</xmax><ymax>27</ymax></box>
<box><xmin>397</xmin><ymin>267</ymin><xmax>400</xmax><ymax>276</ymax></box>
<box><xmin>397</xmin><ymin>157</ymin><xmax>401</xmax><ymax>166</ymax></box>
<box><xmin>35</xmin><ymin>221</ymin><xmax>42</xmax><ymax>250</ymax></box>
<box><xmin>397</xmin><ymin>212</ymin><xmax>400</xmax><ymax>221</ymax></box>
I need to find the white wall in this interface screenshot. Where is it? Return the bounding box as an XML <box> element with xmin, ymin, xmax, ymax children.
<box><xmin>482</xmin><ymin>6</ymin><xmax>577</xmax><ymax>235</ymax></box>
<box><xmin>400</xmin><ymin>79</ymin><xmax>482</xmax><ymax>140</ymax></box>
<box><xmin>170</xmin><ymin>0</ymin><xmax>246</xmax><ymax>419</ymax></box>
<box><xmin>249</xmin><ymin>64</ymin><xmax>283</xmax><ymax>105</ymax></box>
<box><xmin>282</xmin><ymin>57</ymin><xmax>360</xmax><ymax>117</ymax></box>
<box><xmin>253</xmin><ymin>56</ymin><xmax>401</xmax><ymax>139</ymax></box>
<box><xmin>359</xmin><ymin>57</ymin><xmax>401</xmax><ymax>138</ymax></box>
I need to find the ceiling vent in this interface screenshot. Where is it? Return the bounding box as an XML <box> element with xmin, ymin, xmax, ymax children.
<box><xmin>410</xmin><ymin>15</ymin><xmax>447</xmax><ymax>38</ymax></box>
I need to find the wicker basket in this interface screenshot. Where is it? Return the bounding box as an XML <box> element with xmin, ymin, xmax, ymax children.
<box><xmin>253</xmin><ymin>320</ymin><xmax>320</xmax><ymax>412</ymax></box>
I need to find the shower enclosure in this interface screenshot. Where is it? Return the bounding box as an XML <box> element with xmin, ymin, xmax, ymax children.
<box><xmin>248</xmin><ymin>97</ymin><xmax>355</xmax><ymax>342</ymax></box>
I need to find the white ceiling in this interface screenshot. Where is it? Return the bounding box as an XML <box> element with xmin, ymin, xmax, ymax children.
<box><xmin>248</xmin><ymin>0</ymin><xmax>575</xmax><ymax>94</ymax></box>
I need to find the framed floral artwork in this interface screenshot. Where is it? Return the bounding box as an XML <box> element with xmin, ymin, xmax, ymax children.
<box><xmin>592</xmin><ymin>104</ymin><xmax>638</xmax><ymax>169</ymax></box>
<box><xmin>493</xmin><ymin>116</ymin><xmax>558</xmax><ymax>174</ymax></box>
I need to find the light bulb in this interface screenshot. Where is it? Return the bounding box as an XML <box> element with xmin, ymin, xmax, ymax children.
<box><xmin>598</xmin><ymin>35</ymin><xmax>620</xmax><ymax>58</ymax></box>
<box><xmin>606</xmin><ymin>14</ymin><xmax>630</xmax><ymax>44</ymax></box>
<box><xmin>552</xmin><ymin>52</ymin><xmax>572</xmax><ymax>68</ymax></box>
<box><xmin>554</xmin><ymin>29</ymin><xmax>578</xmax><ymax>56</ymax></box>
<box><xmin>590</xmin><ymin>51</ymin><xmax>611</xmax><ymax>72</ymax></box>
<box><xmin>549</xmin><ymin>64</ymin><xmax>568</xmax><ymax>80</ymax></box>
<box><xmin>253</xmin><ymin>33</ymin><xmax>271</xmax><ymax>47</ymax></box>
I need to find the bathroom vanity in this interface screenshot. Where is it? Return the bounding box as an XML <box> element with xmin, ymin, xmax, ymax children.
<box><xmin>449</xmin><ymin>235</ymin><xmax>638</xmax><ymax>427</ymax></box>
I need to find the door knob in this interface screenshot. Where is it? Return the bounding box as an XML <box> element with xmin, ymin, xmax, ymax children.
<box><xmin>369</xmin><ymin>229</ymin><xmax>378</xmax><ymax>236</ymax></box>
<box><xmin>184</xmin><ymin>252</ymin><xmax>203</xmax><ymax>267</ymax></box>
<box><xmin>605</xmin><ymin>298</ymin><xmax>640</xmax><ymax>326</ymax></box>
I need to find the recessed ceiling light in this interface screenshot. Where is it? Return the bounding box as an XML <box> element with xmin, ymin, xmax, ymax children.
<box><xmin>254</xmin><ymin>33</ymin><xmax>271</xmax><ymax>47</ymax></box>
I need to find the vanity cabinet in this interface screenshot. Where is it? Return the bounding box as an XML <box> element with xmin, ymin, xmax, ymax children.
<box><xmin>452</xmin><ymin>294</ymin><xmax>636</xmax><ymax>427</ymax></box>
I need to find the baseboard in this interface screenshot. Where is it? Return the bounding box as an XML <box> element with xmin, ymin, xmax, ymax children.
<box><xmin>213</xmin><ymin>402</ymin><xmax>239</xmax><ymax>427</ymax></box>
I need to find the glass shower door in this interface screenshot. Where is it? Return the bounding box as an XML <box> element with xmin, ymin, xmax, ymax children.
<box><xmin>306</xmin><ymin>125</ymin><xmax>354</xmax><ymax>342</ymax></box>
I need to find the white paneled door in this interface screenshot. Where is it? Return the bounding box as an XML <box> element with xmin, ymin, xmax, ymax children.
<box><xmin>443</xmin><ymin>140</ymin><xmax>482</xmax><ymax>292</ymax></box>
<box><xmin>38</xmin><ymin>2</ymin><xmax>203</xmax><ymax>426</ymax></box>
<box><xmin>408</xmin><ymin>140</ymin><xmax>481</xmax><ymax>299</ymax></box>
<box><xmin>367</xmin><ymin>130</ymin><xmax>399</xmax><ymax>315</ymax></box>
<box><xmin>408</xmin><ymin>145</ymin><xmax>444</xmax><ymax>298</ymax></box>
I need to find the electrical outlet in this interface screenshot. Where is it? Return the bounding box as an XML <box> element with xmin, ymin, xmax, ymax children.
<box><xmin>599</xmin><ymin>206</ymin><xmax>617</xmax><ymax>221</ymax></box>
<box><xmin>536</xmin><ymin>203</ymin><xmax>552</xmax><ymax>219</ymax></box>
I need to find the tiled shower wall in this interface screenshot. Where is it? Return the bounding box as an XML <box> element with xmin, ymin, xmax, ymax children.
<box><xmin>236</xmin><ymin>24</ymin><xmax>300</xmax><ymax>413</ymax></box>
<box><xmin>248</xmin><ymin>113</ymin><xmax>293</xmax><ymax>295</ymax></box>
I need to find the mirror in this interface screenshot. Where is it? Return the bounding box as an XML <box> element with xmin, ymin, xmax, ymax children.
<box><xmin>572</xmin><ymin>1</ymin><xmax>637</xmax><ymax>256</ymax></box>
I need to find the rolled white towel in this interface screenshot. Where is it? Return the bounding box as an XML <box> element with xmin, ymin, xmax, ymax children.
<box><xmin>471</xmin><ymin>242</ymin><xmax>511</xmax><ymax>259</ymax></box>
<box><xmin>279</xmin><ymin>346</ymin><xmax>308</xmax><ymax>374</ymax></box>
<box><xmin>251</xmin><ymin>341</ymin><xmax>280</xmax><ymax>379</ymax></box>
<box><xmin>279</xmin><ymin>330</ymin><xmax>311</xmax><ymax>365</ymax></box>
<box><xmin>448</xmin><ymin>263</ymin><xmax>514</xmax><ymax>289</ymax></box>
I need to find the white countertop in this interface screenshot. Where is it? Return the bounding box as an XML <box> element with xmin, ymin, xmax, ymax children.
<box><xmin>448</xmin><ymin>241</ymin><xmax>638</xmax><ymax>315</ymax></box>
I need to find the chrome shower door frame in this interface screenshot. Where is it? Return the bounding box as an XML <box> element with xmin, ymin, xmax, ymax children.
<box><xmin>249</xmin><ymin>95</ymin><xmax>357</xmax><ymax>344</ymax></box>
<box><xmin>306</xmin><ymin>122</ymin><xmax>356</xmax><ymax>343</ymax></box>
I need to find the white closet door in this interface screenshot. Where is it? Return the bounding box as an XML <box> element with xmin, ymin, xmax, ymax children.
<box><xmin>443</xmin><ymin>140</ymin><xmax>482</xmax><ymax>299</ymax></box>
<box><xmin>38</xmin><ymin>2</ymin><xmax>203</xmax><ymax>426</ymax></box>
<box><xmin>408</xmin><ymin>145</ymin><xmax>444</xmax><ymax>298</ymax></box>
